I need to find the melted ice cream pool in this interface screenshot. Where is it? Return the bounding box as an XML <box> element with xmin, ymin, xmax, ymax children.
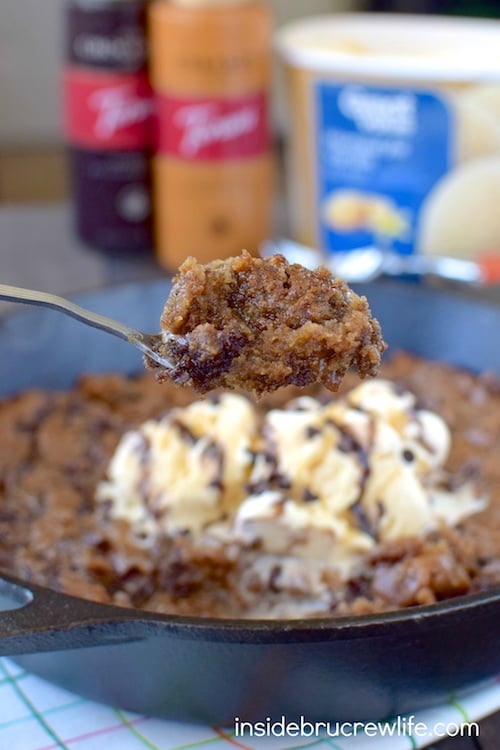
<box><xmin>97</xmin><ymin>381</ymin><xmax>487</xmax><ymax>584</ymax></box>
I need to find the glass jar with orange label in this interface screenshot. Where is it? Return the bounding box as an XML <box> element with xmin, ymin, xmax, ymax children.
<box><xmin>149</xmin><ymin>0</ymin><xmax>274</xmax><ymax>270</ymax></box>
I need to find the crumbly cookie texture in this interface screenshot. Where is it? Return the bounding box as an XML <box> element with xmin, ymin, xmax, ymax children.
<box><xmin>147</xmin><ymin>251</ymin><xmax>386</xmax><ymax>394</ymax></box>
<box><xmin>1</xmin><ymin>352</ymin><xmax>499</xmax><ymax>619</ymax></box>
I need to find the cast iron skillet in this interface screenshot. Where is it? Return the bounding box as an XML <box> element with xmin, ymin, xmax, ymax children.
<box><xmin>0</xmin><ymin>278</ymin><xmax>499</xmax><ymax>725</ymax></box>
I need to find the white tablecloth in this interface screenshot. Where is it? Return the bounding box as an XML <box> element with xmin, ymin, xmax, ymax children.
<box><xmin>1</xmin><ymin>658</ymin><xmax>499</xmax><ymax>750</ymax></box>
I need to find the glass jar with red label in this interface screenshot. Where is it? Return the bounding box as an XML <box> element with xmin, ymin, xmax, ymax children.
<box><xmin>63</xmin><ymin>0</ymin><xmax>154</xmax><ymax>254</ymax></box>
<box><xmin>149</xmin><ymin>0</ymin><xmax>275</xmax><ymax>270</ymax></box>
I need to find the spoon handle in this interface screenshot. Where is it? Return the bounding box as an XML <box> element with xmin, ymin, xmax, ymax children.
<box><xmin>0</xmin><ymin>283</ymin><xmax>137</xmax><ymax>344</ymax></box>
<box><xmin>0</xmin><ymin>284</ymin><xmax>176</xmax><ymax>371</ymax></box>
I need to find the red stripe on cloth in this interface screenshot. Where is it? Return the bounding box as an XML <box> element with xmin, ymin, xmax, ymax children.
<box><xmin>34</xmin><ymin>715</ymin><xmax>151</xmax><ymax>750</ymax></box>
<box><xmin>214</xmin><ymin>726</ymin><xmax>253</xmax><ymax>750</ymax></box>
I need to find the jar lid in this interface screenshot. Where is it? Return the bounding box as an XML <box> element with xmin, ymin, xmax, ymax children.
<box><xmin>276</xmin><ymin>13</ymin><xmax>500</xmax><ymax>82</ymax></box>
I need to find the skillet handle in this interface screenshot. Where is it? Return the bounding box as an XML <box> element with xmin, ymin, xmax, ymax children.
<box><xmin>0</xmin><ymin>574</ymin><xmax>142</xmax><ymax>655</ymax></box>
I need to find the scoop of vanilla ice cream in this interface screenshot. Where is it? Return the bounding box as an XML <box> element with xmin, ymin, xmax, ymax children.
<box><xmin>233</xmin><ymin>489</ymin><xmax>374</xmax><ymax>578</ymax></box>
<box><xmin>233</xmin><ymin>380</ymin><xmax>486</xmax><ymax>575</ymax></box>
<box><xmin>97</xmin><ymin>393</ymin><xmax>257</xmax><ymax>537</ymax></box>
<box><xmin>345</xmin><ymin>379</ymin><xmax>450</xmax><ymax>468</ymax></box>
<box><xmin>232</xmin><ymin>399</ymin><xmax>374</xmax><ymax>574</ymax></box>
<box><xmin>97</xmin><ymin>380</ymin><xmax>487</xmax><ymax>581</ymax></box>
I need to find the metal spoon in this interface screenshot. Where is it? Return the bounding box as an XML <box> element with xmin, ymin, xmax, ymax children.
<box><xmin>0</xmin><ymin>283</ymin><xmax>177</xmax><ymax>370</ymax></box>
<box><xmin>261</xmin><ymin>239</ymin><xmax>500</xmax><ymax>285</ymax></box>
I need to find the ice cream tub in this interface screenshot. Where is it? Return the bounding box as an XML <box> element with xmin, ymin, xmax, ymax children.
<box><xmin>276</xmin><ymin>13</ymin><xmax>500</xmax><ymax>259</ymax></box>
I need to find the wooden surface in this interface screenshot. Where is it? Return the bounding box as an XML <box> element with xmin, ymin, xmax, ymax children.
<box><xmin>0</xmin><ymin>202</ymin><xmax>499</xmax><ymax>748</ymax></box>
<box><xmin>0</xmin><ymin>147</ymin><xmax>68</xmax><ymax>203</ymax></box>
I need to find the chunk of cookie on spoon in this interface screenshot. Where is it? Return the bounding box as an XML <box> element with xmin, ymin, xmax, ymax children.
<box><xmin>146</xmin><ymin>250</ymin><xmax>386</xmax><ymax>395</ymax></box>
